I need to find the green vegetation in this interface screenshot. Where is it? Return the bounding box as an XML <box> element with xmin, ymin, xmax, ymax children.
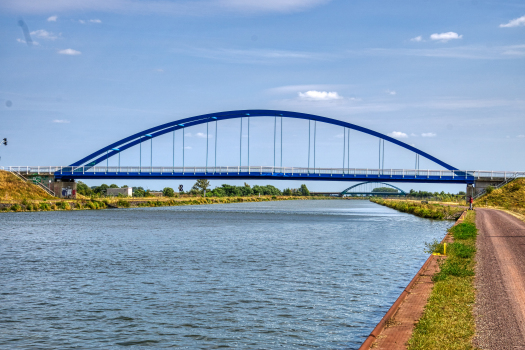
<box><xmin>370</xmin><ymin>198</ymin><xmax>464</xmax><ymax>220</ymax></box>
<box><xmin>475</xmin><ymin>178</ymin><xmax>525</xmax><ymax>217</ymax></box>
<box><xmin>0</xmin><ymin>170</ymin><xmax>54</xmax><ymax>200</ymax></box>
<box><xmin>372</xmin><ymin>186</ymin><xmax>398</xmax><ymax>193</ymax></box>
<box><xmin>162</xmin><ymin>187</ymin><xmax>175</xmax><ymax>197</ymax></box>
<box><xmin>408</xmin><ymin>211</ymin><xmax>477</xmax><ymax>350</ymax></box>
<box><xmin>407</xmin><ymin>189</ymin><xmax>465</xmax><ymax>202</ymax></box>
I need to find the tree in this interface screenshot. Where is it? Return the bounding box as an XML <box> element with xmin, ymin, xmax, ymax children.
<box><xmin>163</xmin><ymin>187</ymin><xmax>175</xmax><ymax>197</ymax></box>
<box><xmin>76</xmin><ymin>181</ymin><xmax>93</xmax><ymax>196</ymax></box>
<box><xmin>372</xmin><ymin>187</ymin><xmax>398</xmax><ymax>193</ymax></box>
<box><xmin>133</xmin><ymin>187</ymin><xmax>145</xmax><ymax>197</ymax></box>
<box><xmin>109</xmin><ymin>184</ymin><xmax>119</xmax><ymax>188</ymax></box>
<box><xmin>121</xmin><ymin>185</ymin><xmax>129</xmax><ymax>188</ymax></box>
<box><xmin>283</xmin><ymin>188</ymin><xmax>292</xmax><ymax>196</ymax></box>
<box><xmin>192</xmin><ymin>179</ymin><xmax>210</xmax><ymax>195</ymax></box>
<box><xmin>298</xmin><ymin>184</ymin><xmax>310</xmax><ymax>196</ymax></box>
<box><xmin>94</xmin><ymin>184</ymin><xmax>109</xmax><ymax>195</ymax></box>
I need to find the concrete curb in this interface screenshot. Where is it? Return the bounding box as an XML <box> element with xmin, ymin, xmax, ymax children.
<box><xmin>358</xmin><ymin>210</ymin><xmax>467</xmax><ymax>350</ymax></box>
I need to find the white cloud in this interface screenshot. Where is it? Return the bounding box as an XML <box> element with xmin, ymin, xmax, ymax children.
<box><xmin>421</xmin><ymin>132</ymin><xmax>436</xmax><ymax>137</ymax></box>
<box><xmin>47</xmin><ymin>15</ymin><xmax>57</xmax><ymax>21</ymax></box>
<box><xmin>195</xmin><ymin>132</ymin><xmax>212</xmax><ymax>138</ymax></box>
<box><xmin>17</xmin><ymin>38</ymin><xmax>39</xmax><ymax>45</ymax></box>
<box><xmin>30</xmin><ymin>29</ymin><xmax>57</xmax><ymax>40</ymax></box>
<box><xmin>430</xmin><ymin>32</ymin><xmax>463</xmax><ymax>42</ymax></box>
<box><xmin>79</xmin><ymin>19</ymin><xmax>85</xmax><ymax>24</ymax></box>
<box><xmin>386</xmin><ymin>89</ymin><xmax>396</xmax><ymax>95</ymax></box>
<box><xmin>518</xmin><ymin>135</ymin><xmax>525</xmax><ymax>138</ymax></box>
<box><xmin>410</xmin><ymin>133</ymin><xmax>418</xmax><ymax>137</ymax></box>
<box><xmin>185</xmin><ymin>132</ymin><xmax>192</xmax><ymax>137</ymax></box>
<box><xmin>298</xmin><ymin>90</ymin><xmax>342</xmax><ymax>101</ymax></box>
<box><xmin>52</xmin><ymin>119</ymin><xmax>70</xmax><ymax>123</ymax></box>
<box><xmin>500</xmin><ymin>15</ymin><xmax>525</xmax><ymax>28</ymax></box>
<box><xmin>181</xmin><ymin>47</ymin><xmax>330</xmax><ymax>64</ymax></box>
<box><xmin>410</xmin><ymin>35</ymin><xmax>423</xmax><ymax>42</ymax></box>
<box><xmin>184</xmin><ymin>146</ymin><xmax>192</xmax><ymax>149</ymax></box>
<box><xmin>58</xmin><ymin>48</ymin><xmax>81</xmax><ymax>55</ymax></box>
<box><xmin>388</xmin><ymin>131</ymin><xmax>408</xmax><ymax>138</ymax></box>
<box><xmin>89</xmin><ymin>19</ymin><xmax>102</xmax><ymax>23</ymax></box>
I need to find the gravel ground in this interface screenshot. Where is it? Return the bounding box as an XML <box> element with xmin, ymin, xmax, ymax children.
<box><xmin>474</xmin><ymin>208</ymin><xmax>525</xmax><ymax>350</ymax></box>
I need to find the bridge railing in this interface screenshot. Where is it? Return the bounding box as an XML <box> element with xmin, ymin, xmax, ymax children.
<box><xmin>3</xmin><ymin>166</ymin><xmax>524</xmax><ymax>179</ymax></box>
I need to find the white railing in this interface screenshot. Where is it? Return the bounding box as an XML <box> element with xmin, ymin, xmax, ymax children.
<box><xmin>3</xmin><ymin>166</ymin><xmax>525</xmax><ymax>179</ymax></box>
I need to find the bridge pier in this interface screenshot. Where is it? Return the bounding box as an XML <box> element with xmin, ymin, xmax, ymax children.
<box><xmin>49</xmin><ymin>179</ymin><xmax>77</xmax><ymax>199</ymax></box>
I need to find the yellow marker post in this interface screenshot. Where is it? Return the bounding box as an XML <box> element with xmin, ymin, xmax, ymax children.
<box><xmin>444</xmin><ymin>243</ymin><xmax>447</xmax><ymax>256</ymax></box>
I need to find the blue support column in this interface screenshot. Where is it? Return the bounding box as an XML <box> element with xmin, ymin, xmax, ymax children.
<box><xmin>314</xmin><ymin>121</ymin><xmax>317</xmax><ymax>171</ymax></box>
<box><xmin>215</xmin><ymin>120</ymin><xmax>217</xmax><ymax>170</ymax></box>
<box><xmin>343</xmin><ymin>127</ymin><xmax>346</xmax><ymax>174</ymax></box>
<box><xmin>308</xmin><ymin>120</ymin><xmax>310</xmax><ymax>174</ymax></box>
<box><xmin>173</xmin><ymin>130</ymin><xmax>175</xmax><ymax>169</ymax></box>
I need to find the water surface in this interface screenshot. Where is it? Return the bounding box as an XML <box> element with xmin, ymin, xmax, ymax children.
<box><xmin>1</xmin><ymin>200</ymin><xmax>450</xmax><ymax>349</ymax></box>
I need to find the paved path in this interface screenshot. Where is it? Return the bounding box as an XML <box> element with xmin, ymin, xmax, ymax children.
<box><xmin>474</xmin><ymin>209</ymin><xmax>525</xmax><ymax>349</ymax></box>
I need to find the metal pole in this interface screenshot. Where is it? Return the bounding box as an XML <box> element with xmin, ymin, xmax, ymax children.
<box><xmin>248</xmin><ymin>117</ymin><xmax>250</xmax><ymax>169</ymax></box>
<box><xmin>150</xmin><ymin>138</ymin><xmax>152</xmax><ymax>170</ymax></box>
<box><xmin>240</xmin><ymin>117</ymin><xmax>242</xmax><ymax>167</ymax></box>
<box><xmin>206</xmin><ymin>120</ymin><xmax>209</xmax><ymax>172</ymax></box>
<box><xmin>106</xmin><ymin>150</ymin><xmax>108</xmax><ymax>171</ymax></box>
<box><xmin>118</xmin><ymin>152</ymin><xmax>120</xmax><ymax>171</ymax></box>
<box><xmin>347</xmin><ymin>129</ymin><xmax>350</xmax><ymax>173</ymax></box>
<box><xmin>343</xmin><ymin>127</ymin><xmax>345</xmax><ymax>174</ymax></box>
<box><xmin>139</xmin><ymin>136</ymin><xmax>142</xmax><ymax>172</ymax></box>
<box><xmin>280</xmin><ymin>116</ymin><xmax>283</xmax><ymax>168</ymax></box>
<box><xmin>314</xmin><ymin>121</ymin><xmax>316</xmax><ymax>171</ymax></box>
<box><xmin>379</xmin><ymin>139</ymin><xmax>381</xmax><ymax>170</ymax></box>
<box><xmin>183</xmin><ymin>127</ymin><xmax>185</xmax><ymax>169</ymax></box>
<box><xmin>308</xmin><ymin>120</ymin><xmax>310</xmax><ymax>173</ymax></box>
<box><xmin>382</xmin><ymin>139</ymin><xmax>385</xmax><ymax>174</ymax></box>
<box><xmin>215</xmin><ymin>120</ymin><xmax>217</xmax><ymax>170</ymax></box>
<box><xmin>274</xmin><ymin>116</ymin><xmax>276</xmax><ymax>168</ymax></box>
<box><xmin>173</xmin><ymin>130</ymin><xmax>175</xmax><ymax>169</ymax></box>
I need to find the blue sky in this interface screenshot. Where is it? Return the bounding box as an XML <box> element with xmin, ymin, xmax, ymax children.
<box><xmin>1</xmin><ymin>0</ymin><xmax>524</xmax><ymax>192</ymax></box>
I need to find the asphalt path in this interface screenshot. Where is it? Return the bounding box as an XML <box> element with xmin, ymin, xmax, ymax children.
<box><xmin>474</xmin><ymin>208</ymin><xmax>525</xmax><ymax>349</ymax></box>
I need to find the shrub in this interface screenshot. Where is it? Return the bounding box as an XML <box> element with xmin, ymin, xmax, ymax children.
<box><xmin>434</xmin><ymin>260</ymin><xmax>474</xmax><ymax>281</ymax></box>
<box><xmin>163</xmin><ymin>187</ymin><xmax>175</xmax><ymax>197</ymax></box>
<box><xmin>39</xmin><ymin>203</ymin><xmax>50</xmax><ymax>210</ymax></box>
<box><xmin>10</xmin><ymin>204</ymin><xmax>21</xmax><ymax>212</ymax></box>
<box><xmin>117</xmin><ymin>199</ymin><xmax>130</xmax><ymax>208</ymax></box>
<box><xmin>449</xmin><ymin>223</ymin><xmax>477</xmax><ymax>240</ymax></box>
<box><xmin>59</xmin><ymin>201</ymin><xmax>71</xmax><ymax>210</ymax></box>
<box><xmin>449</xmin><ymin>242</ymin><xmax>476</xmax><ymax>259</ymax></box>
<box><xmin>485</xmin><ymin>186</ymin><xmax>494</xmax><ymax>194</ymax></box>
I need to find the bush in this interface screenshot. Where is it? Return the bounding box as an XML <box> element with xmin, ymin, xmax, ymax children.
<box><xmin>449</xmin><ymin>223</ymin><xmax>477</xmax><ymax>240</ymax></box>
<box><xmin>163</xmin><ymin>187</ymin><xmax>175</xmax><ymax>197</ymax></box>
<box><xmin>117</xmin><ymin>199</ymin><xmax>130</xmax><ymax>208</ymax></box>
<box><xmin>10</xmin><ymin>204</ymin><xmax>21</xmax><ymax>212</ymax></box>
<box><xmin>59</xmin><ymin>201</ymin><xmax>71</xmax><ymax>210</ymax></box>
<box><xmin>485</xmin><ymin>186</ymin><xmax>494</xmax><ymax>194</ymax></box>
<box><xmin>449</xmin><ymin>242</ymin><xmax>476</xmax><ymax>259</ymax></box>
<box><xmin>39</xmin><ymin>203</ymin><xmax>51</xmax><ymax>211</ymax></box>
<box><xmin>434</xmin><ymin>260</ymin><xmax>474</xmax><ymax>281</ymax></box>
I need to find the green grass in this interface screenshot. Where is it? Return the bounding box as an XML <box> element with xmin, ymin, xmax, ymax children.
<box><xmin>407</xmin><ymin>211</ymin><xmax>477</xmax><ymax>350</ymax></box>
<box><xmin>476</xmin><ymin>178</ymin><xmax>525</xmax><ymax>217</ymax></box>
<box><xmin>370</xmin><ymin>198</ymin><xmax>464</xmax><ymax>220</ymax></box>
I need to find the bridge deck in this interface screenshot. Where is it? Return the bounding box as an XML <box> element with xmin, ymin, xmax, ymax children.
<box><xmin>4</xmin><ymin>166</ymin><xmax>523</xmax><ymax>184</ymax></box>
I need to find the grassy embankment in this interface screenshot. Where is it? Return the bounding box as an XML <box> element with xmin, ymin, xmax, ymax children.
<box><xmin>407</xmin><ymin>211</ymin><xmax>477</xmax><ymax>350</ymax></box>
<box><xmin>0</xmin><ymin>170</ymin><xmax>338</xmax><ymax>212</ymax></box>
<box><xmin>0</xmin><ymin>170</ymin><xmax>54</xmax><ymax>201</ymax></box>
<box><xmin>370</xmin><ymin>197</ymin><xmax>464</xmax><ymax>220</ymax></box>
<box><xmin>475</xmin><ymin>178</ymin><xmax>525</xmax><ymax>218</ymax></box>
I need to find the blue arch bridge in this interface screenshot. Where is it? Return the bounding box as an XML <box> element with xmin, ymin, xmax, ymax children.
<box><xmin>6</xmin><ymin>110</ymin><xmax>523</xmax><ymax>198</ymax></box>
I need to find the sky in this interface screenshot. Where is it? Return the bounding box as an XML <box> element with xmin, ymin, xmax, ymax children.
<box><xmin>0</xmin><ymin>0</ymin><xmax>524</xmax><ymax>193</ymax></box>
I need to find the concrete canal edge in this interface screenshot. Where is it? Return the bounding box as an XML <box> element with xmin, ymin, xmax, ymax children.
<box><xmin>359</xmin><ymin>211</ymin><xmax>467</xmax><ymax>350</ymax></box>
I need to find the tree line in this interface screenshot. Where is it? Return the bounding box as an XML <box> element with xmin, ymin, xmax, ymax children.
<box><xmin>76</xmin><ymin>180</ymin><xmax>312</xmax><ymax>198</ymax></box>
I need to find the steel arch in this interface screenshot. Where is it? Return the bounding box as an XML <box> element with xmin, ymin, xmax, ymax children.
<box><xmin>340</xmin><ymin>182</ymin><xmax>407</xmax><ymax>196</ymax></box>
<box><xmin>69</xmin><ymin>109</ymin><xmax>458</xmax><ymax>171</ymax></box>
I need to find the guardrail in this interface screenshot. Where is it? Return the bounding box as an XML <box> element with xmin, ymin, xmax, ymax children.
<box><xmin>2</xmin><ymin>166</ymin><xmax>524</xmax><ymax>179</ymax></box>
<box><xmin>5</xmin><ymin>169</ymin><xmax>56</xmax><ymax>197</ymax></box>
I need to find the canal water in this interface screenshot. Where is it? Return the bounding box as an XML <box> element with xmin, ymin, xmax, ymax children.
<box><xmin>1</xmin><ymin>200</ymin><xmax>450</xmax><ymax>349</ymax></box>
